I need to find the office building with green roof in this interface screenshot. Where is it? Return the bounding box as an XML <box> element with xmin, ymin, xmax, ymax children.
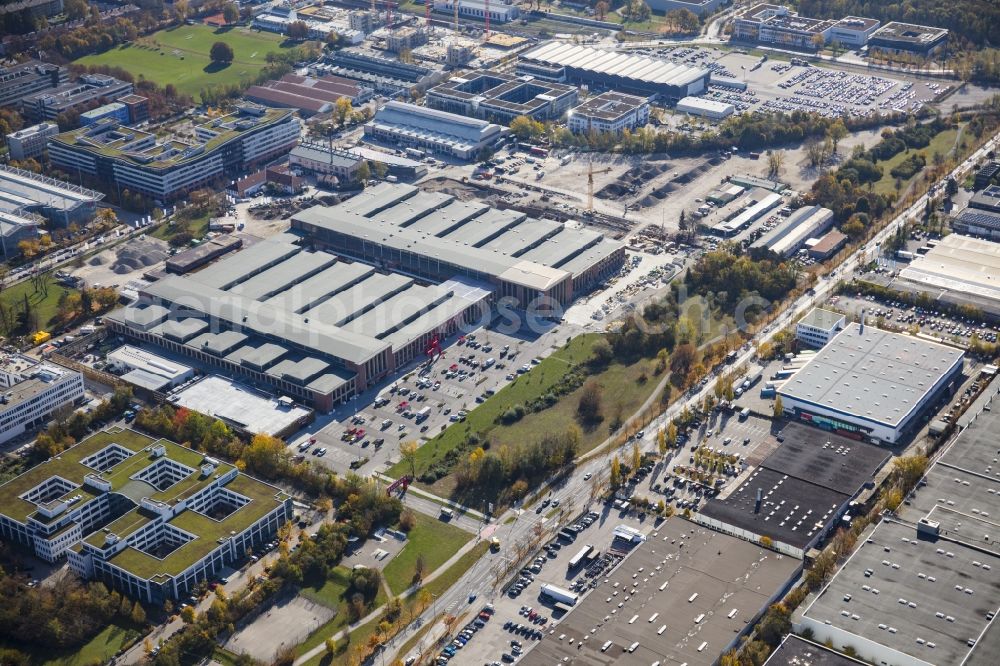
<box><xmin>0</xmin><ymin>427</ymin><xmax>291</xmax><ymax>603</ymax></box>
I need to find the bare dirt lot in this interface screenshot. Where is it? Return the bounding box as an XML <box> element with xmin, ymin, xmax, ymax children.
<box><xmin>225</xmin><ymin>592</ymin><xmax>335</xmax><ymax>662</ymax></box>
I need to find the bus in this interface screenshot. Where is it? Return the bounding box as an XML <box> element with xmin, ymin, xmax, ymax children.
<box><xmin>568</xmin><ymin>544</ymin><xmax>594</xmax><ymax>570</ymax></box>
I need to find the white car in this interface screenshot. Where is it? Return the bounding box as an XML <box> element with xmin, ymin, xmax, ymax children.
<box><xmin>583</xmin><ymin>473</ymin><xmax>592</xmax><ymax>481</ymax></box>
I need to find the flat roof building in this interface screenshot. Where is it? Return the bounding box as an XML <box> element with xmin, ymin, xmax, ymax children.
<box><xmin>49</xmin><ymin>106</ymin><xmax>300</xmax><ymax>203</ymax></box>
<box><xmin>700</xmin><ymin>421</ymin><xmax>889</xmax><ymax>557</ymax></box>
<box><xmin>107</xmin><ymin>345</ymin><xmax>194</xmax><ymax>391</ymax></box>
<box><xmin>676</xmin><ymin>95</ymin><xmax>735</xmax><ymax>120</ymax></box>
<box><xmin>433</xmin><ymin>0</ymin><xmax>520</xmax><ymax>24</ymax></box>
<box><xmin>799</xmin><ymin>389</ymin><xmax>1000</xmax><ymax>666</ymax></box>
<box><xmin>829</xmin><ymin>16</ymin><xmax>881</xmax><ymax>48</ymax></box>
<box><xmin>807</xmin><ymin>228</ymin><xmax>848</xmax><ymax>260</ymax></box>
<box><xmin>646</xmin><ymin>0</ymin><xmax>725</xmax><ymax>15</ymax></box>
<box><xmin>427</xmin><ymin>71</ymin><xmax>578</xmax><ymax>124</ymax></box>
<box><xmin>21</xmin><ymin>73</ymin><xmax>133</xmax><ymax>121</ymax></box>
<box><xmin>290</xmin><ymin>182</ymin><xmax>627</xmax><ymax>306</ymax></box>
<box><xmin>711</xmin><ymin>191</ymin><xmax>782</xmax><ymax>237</ymax></box>
<box><xmin>733</xmin><ymin>4</ymin><xmax>836</xmax><ymax>50</ymax></box>
<box><xmin>567</xmin><ymin>91</ymin><xmax>650</xmax><ymax>135</ymax></box>
<box><xmin>318</xmin><ymin>49</ymin><xmax>444</xmax><ymax>94</ymax></box>
<box><xmin>5</xmin><ymin>121</ymin><xmax>58</xmax><ymax>161</ymax></box>
<box><xmin>869</xmin><ymin>21</ymin><xmax>949</xmax><ymax>56</ymax></box>
<box><xmin>0</xmin><ymin>354</ymin><xmax>84</xmax><ymax>445</ymax></box>
<box><xmin>517</xmin><ymin>42</ymin><xmax>710</xmax><ymax>103</ymax></box>
<box><xmin>105</xmin><ymin>232</ymin><xmax>493</xmax><ymax>411</ymax></box>
<box><xmin>969</xmin><ymin>183</ymin><xmax>1000</xmax><ymax>213</ymax></box>
<box><xmin>896</xmin><ymin>234</ymin><xmax>1000</xmax><ymax>317</ymax></box>
<box><xmin>764</xmin><ymin>636</ymin><xmax>870</xmax><ymax>666</ymax></box>
<box><xmin>0</xmin><ymin>428</ymin><xmax>290</xmax><ymax>603</ymax></box>
<box><xmin>777</xmin><ymin>323</ymin><xmax>964</xmax><ymax>445</ymax></box>
<box><xmin>973</xmin><ymin>161</ymin><xmax>999</xmax><ymax>191</ymax></box>
<box><xmin>289</xmin><ymin>142</ymin><xmax>364</xmax><ymax>183</ymax></box>
<box><xmin>0</xmin><ymin>164</ymin><xmax>103</xmax><ymax>227</ymax></box>
<box><xmin>0</xmin><ymin>60</ymin><xmax>67</xmax><ymax>108</ymax></box>
<box><xmin>171</xmin><ymin>376</ymin><xmax>312</xmax><ymax>438</ymax></box>
<box><xmin>521</xmin><ymin>521</ymin><xmax>799</xmax><ymax>666</ymax></box>
<box><xmin>750</xmin><ymin>205</ymin><xmax>834</xmax><ymax>257</ymax></box>
<box><xmin>796</xmin><ymin>307</ymin><xmax>846</xmax><ymax>348</ymax></box>
<box><xmin>165</xmin><ymin>235</ymin><xmax>243</xmax><ymax>275</ymax></box>
<box><xmin>364</xmin><ymin>101</ymin><xmax>508</xmax><ymax>160</ymax></box>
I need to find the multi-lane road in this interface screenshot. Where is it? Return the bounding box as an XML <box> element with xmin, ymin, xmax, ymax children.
<box><xmin>388</xmin><ymin>127</ymin><xmax>1000</xmax><ymax>664</ymax></box>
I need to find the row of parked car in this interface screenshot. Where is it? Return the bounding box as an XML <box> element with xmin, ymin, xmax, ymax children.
<box><xmin>436</xmin><ymin>604</ymin><xmax>495</xmax><ymax>665</ymax></box>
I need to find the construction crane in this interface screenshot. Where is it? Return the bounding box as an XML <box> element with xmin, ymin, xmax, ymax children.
<box><xmin>484</xmin><ymin>0</ymin><xmax>490</xmax><ymax>39</ymax></box>
<box><xmin>586</xmin><ymin>160</ymin><xmax>613</xmax><ymax>211</ymax></box>
<box><xmin>425</xmin><ymin>0</ymin><xmax>431</xmax><ymax>27</ymax></box>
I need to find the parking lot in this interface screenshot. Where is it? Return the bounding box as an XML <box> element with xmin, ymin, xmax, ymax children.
<box><xmin>299</xmin><ymin>321</ymin><xmax>577</xmax><ymax>476</ymax></box>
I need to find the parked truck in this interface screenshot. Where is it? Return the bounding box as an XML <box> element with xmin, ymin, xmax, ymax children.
<box><xmin>540</xmin><ymin>583</ymin><xmax>579</xmax><ymax>606</ymax></box>
<box><xmin>416</xmin><ymin>406</ymin><xmax>432</xmax><ymax>423</ymax></box>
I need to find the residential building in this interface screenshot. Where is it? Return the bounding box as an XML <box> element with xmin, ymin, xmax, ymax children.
<box><xmin>675</xmin><ymin>95</ymin><xmax>735</xmax><ymax>120</ymax></box>
<box><xmin>0</xmin><ymin>164</ymin><xmax>103</xmax><ymax>227</ymax></box>
<box><xmin>48</xmin><ymin>105</ymin><xmax>300</xmax><ymax>203</ymax></box>
<box><xmin>518</xmin><ymin>42</ymin><xmax>710</xmax><ymax>102</ymax></box>
<box><xmin>868</xmin><ymin>21</ymin><xmax>949</xmax><ymax>56</ymax></box>
<box><xmin>79</xmin><ymin>101</ymin><xmax>129</xmax><ymax>126</ymax></box>
<box><xmin>0</xmin><ymin>428</ymin><xmax>291</xmax><ymax>603</ymax></box>
<box><xmin>0</xmin><ymin>60</ymin><xmax>66</xmax><ymax>109</ymax></box>
<box><xmin>106</xmin><ymin>345</ymin><xmax>195</xmax><ymax>391</ymax></box>
<box><xmin>427</xmin><ymin>71</ymin><xmax>578</xmax><ymax>124</ymax></box>
<box><xmin>386</xmin><ymin>27</ymin><xmax>428</xmax><ymax>54</ymax></box>
<box><xmin>21</xmin><ymin>73</ymin><xmax>133</xmax><ymax>121</ymax></box>
<box><xmin>364</xmin><ymin>101</ymin><xmax>508</xmax><ymax>160</ymax></box>
<box><xmin>348</xmin><ymin>10</ymin><xmax>378</xmax><ymax>33</ymax></box>
<box><xmin>5</xmin><ymin>121</ymin><xmax>58</xmax><ymax>161</ymax></box>
<box><xmin>567</xmin><ymin>91</ymin><xmax>650</xmax><ymax>134</ymax></box>
<box><xmin>777</xmin><ymin>323</ymin><xmax>964</xmax><ymax>445</ymax></box>
<box><xmin>828</xmin><ymin>16</ymin><xmax>881</xmax><ymax>48</ymax></box>
<box><xmin>0</xmin><ymin>355</ymin><xmax>84</xmax><ymax>445</ymax></box>
<box><xmin>795</xmin><ymin>307</ymin><xmax>845</xmax><ymax>348</ymax></box>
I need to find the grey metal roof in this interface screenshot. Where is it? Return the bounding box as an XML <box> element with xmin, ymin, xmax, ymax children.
<box><xmin>308</xmin><ymin>272</ymin><xmax>414</xmax><ymax>327</ymax></box>
<box><xmin>289</xmin><ymin>143</ymin><xmax>360</xmax><ymax>169</ymax></box>
<box><xmin>484</xmin><ymin>218</ymin><xmax>561</xmax><ymax>255</ymax></box>
<box><xmin>521</xmin><ymin>42</ymin><xmax>710</xmax><ymax>88</ymax></box>
<box><xmin>371</xmin><ymin>101</ymin><xmax>507</xmax><ymax>149</ymax></box>
<box><xmin>228</xmin><ymin>250</ymin><xmax>337</xmax><ymax>301</ymax></box>
<box><xmin>161</xmin><ymin>317</ymin><xmax>209</xmax><ymax>342</ymax></box>
<box><xmin>441</xmin><ymin>207</ymin><xmax>525</xmax><ymax>247</ymax></box>
<box><xmin>187</xmin><ymin>330</ymin><xmax>248</xmax><ymax>356</ymax></box>
<box><xmin>343</xmin><ymin>284</ymin><xmax>448</xmax><ymax>339</ymax></box>
<box><xmin>517</xmin><ymin>226</ymin><xmax>603</xmax><ymax>267</ymax></box>
<box><xmin>264</xmin><ymin>261</ymin><xmax>376</xmax><ymax>313</ymax></box>
<box><xmin>191</xmin><ymin>237</ymin><xmax>301</xmax><ymax>290</ymax></box>
<box><xmin>778</xmin><ymin>325</ymin><xmax>964</xmax><ymax>428</ymax></box>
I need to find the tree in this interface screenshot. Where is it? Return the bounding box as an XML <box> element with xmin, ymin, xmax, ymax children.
<box><xmin>335</xmin><ymin>97</ymin><xmax>353</xmax><ymax>127</ymax></box>
<box><xmin>811</xmin><ymin>33</ymin><xmax>825</xmax><ymax>50</ymax></box>
<box><xmin>400</xmin><ymin>441</ymin><xmax>418</xmax><ymax>477</ymax></box>
<box><xmin>595</xmin><ymin>0</ymin><xmax>609</xmax><ymax>20</ymax></box>
<box><xmin>355</xmin><ymin>161</ymin><xmax>371</xmax><ymax>184</ymax></box>
<box><xmin>174</xmin><ymin>0</ymin><xmax>190</xmax><ymax>20</ymax></box>
<box><xmin>766</xmin><ymin>150</ymin><xmax>784</xmax><ymax>179</ymax></box>
<box><xmin>371</xmin><ymin>160</ymin><xmax>389</xmax><ymax>180</ymax></box>
<box><xmin>828</xmin><ymin>119</ymin><xmax>848</xmax><ymax>154</ymax></box>
<box><xmin>657</xmin><ymin>429</ymin><xmax>667</xmax><ymax>456</ymax></box>
<box><xmin>773</xmin><ymin>395</ymin><xmax>784</xmax><ymax>419</ymax></box>
<box><xmin>210</xmin><ymin>41</ymin><xmax>235</xmax><ymax>65</ymax></box>
<box><xmin>64</xmin><ymin>0</ymin><xmax>88</xmax><ymax>20</ymax></box>
<box><xmin>577</xmin><ymin>380</ymin><xmax>604</xmax><ymax>425</ymax></box>
<box><xmin>631</xmin><ymin>441</ymin><xmax>641</xmax><ymax>473</ymax></box>
<box><xmin>222</xmin><ymin>3</ymin><xmax>239</xmax><ymax>24</ymax></box>
<box><xmin>666</xmin><ymin>422</ymin><xmax>678</xmax><ymax>448</ymax></box>
<box><xmin>286</xmin><ymin>21</ymin><xmax>311</xmax><ymax>40</ymax></box>
<box><xmin>509</xmin><ymin>115</ymin><xmax>544</xmax><ymax>141</ymax></box>
<box><xmin>131</xmin><ymin>601</ymin><xmax>147</xmax><ymax>625</ymax></box>
<box><xmin>180</xmin><ymin>606</ymin><xmax>196</xmax><ymax>624</ymax></box>
<box><xmin>609</xmin><ymin>456</ymin><xmax>622</xmax><ymax>489</ymax></box>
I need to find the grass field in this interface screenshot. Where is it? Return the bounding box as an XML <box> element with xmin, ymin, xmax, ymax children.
<box><xmin>296</xmin><ymin>565</ymin><xmax>389</xmax><ymax>655</ymax></box>
<box><xmin>0</xmin><ymin>273</ymin><xmax>69</xmax><ymax>336</ymax></box>
<box><xmin>873</xmin><ymin>126</ymin><xmax>960</xmax><ymax>196</ymax></box>
<box><xmin>149</xmin><ymin>213</ymin><xmax>211</xmax><ymax>245</ymax></box>
<box><xmin>76</xmin><ymin>25</ymin><xmax>291</xmax><ymax>97</ymax></box>
<box><xmin>382</xmin><ymin>513</ymin><xmax>473</xmax><ymax>596</ymax></box>
<box><xmin>387</xmin><ymin>335</ymin><xmax>601</xmax><ymax>491</ymax></box>
<box><xmin>31</xmin><ymin>623</ymin><xmax>142</xmax><ymax>666</ymax></box>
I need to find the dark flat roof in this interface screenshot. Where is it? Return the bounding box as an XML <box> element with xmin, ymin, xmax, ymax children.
<box><xmin>701</xmin><ymin>467</ymin><xmax>848</xmax><ymax>549</ymax></box>
<box><xmin>759</xmin><ymin>422</ymin><xmax>889</xmax><ymax>496</ymax></box>
<box><xmin>764</xmin><ymin>636</ymin><xmax>867</xmax><ymax>666</ymax></box>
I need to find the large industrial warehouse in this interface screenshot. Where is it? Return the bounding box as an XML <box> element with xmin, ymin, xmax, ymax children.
<box><xmin>777</xmin><ymin>323</ymin><xmax>964</xmax><ymax>445</ymax></box>
<box><xmin>290</xmin><ymin>183</ymin><xmax>626</xmax><ymax>306</ymax></box>
<box><xmin>516</xmin><ymin>42</ymin><xmax>711</xmax><ymax>102</ymax></box>
<box><xmin>105</xmin><ymin>233</ymin><xmax>492</xmax><ymax>411</ymax></box>
<box><xmin>896</xmin><ymin>234</ymin><xmax>1000</xmax><ymax>318</ymax></box>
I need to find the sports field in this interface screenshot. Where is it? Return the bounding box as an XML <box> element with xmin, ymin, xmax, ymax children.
<box><xmin>76</xmin><ymin>25</ymin><xmax>291</xmax><ymax>97</ymax></box>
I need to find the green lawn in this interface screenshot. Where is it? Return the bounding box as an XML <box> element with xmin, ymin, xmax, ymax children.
<box><xmin>382</xmin><ymin>513</ymin><xmax>473</xmax><ymax>596</ymax></box>
<box><xmin>76</xmin><ymin>25</ymin><xmax>291</xmax><ymax>97</ymax></box>
<box><xmin>387</xmin><ymin>335</ymin><xmax>601</xmax><ymax>489</ymax></box>
<box><xmin>31</xmin><ymin>623</ymin><xmax>142</xmax><ymax>666</ymax></box>
<box><xmin>296</xmin><ymin>566</ymin><xmax>389</xmax><ymax>654</ymax></box>
<box><xmin>0</xmin><ymin>273</ymin><xmax>69</xmax><ymax>337</ymax></box>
